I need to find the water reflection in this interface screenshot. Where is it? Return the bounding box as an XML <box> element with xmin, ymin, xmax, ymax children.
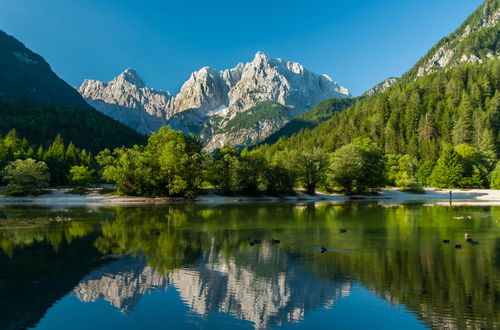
<box><xmin>74</xmin><ymin>252</ymin><xmax>350</xmax><ymax>328</ymax></box>
<box><xmin>0</xmin><ymin>203</ymin><xmax>499</xmax><ymax>329</ymax></box>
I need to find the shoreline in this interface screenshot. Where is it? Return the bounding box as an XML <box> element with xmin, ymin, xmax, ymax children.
<box><xmin>1</xmin><ymin>188</ymin><xmax>500</xmax><ymax>207</ymax></box>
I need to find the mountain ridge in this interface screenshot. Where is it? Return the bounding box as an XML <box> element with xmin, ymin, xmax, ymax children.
<box><xmin>77</xmin><ymin>52</ymin><xmax>350</xmax><ymax>149</ymax></box>
<box><xmin>0</xmin><ymin>30</ymin><xmax>92</xmax><ymax>109</ymax></box>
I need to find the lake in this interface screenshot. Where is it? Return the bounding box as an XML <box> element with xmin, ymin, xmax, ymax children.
<box><xmin>0</xmin><ymin>202</ymin><xmax>499</xmax><ymax>329</ymax></box>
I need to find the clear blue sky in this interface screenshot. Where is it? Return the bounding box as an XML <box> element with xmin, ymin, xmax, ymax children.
<box><xmin>0</xmin><ymin>0</ymin><xmax>484</xmax><ymax>96</ymax></box>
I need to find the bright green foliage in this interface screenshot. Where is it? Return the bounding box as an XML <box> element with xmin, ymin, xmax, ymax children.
<box><xmin>386</xmin><ymin>154</ymin><xmax>421</xmax><ymax>190</ymax></box>
<box><xmin>257</xmin><ymin>60</ymin><xmax>499</xmax><ymax>163</ymax></box>
<box><xmin>329</xmin><ymin>138</ymin><xmax>386</xmax><ymax>193</ymax></box>
<box><xmin>490</xmin><ymin>162</ymin><xmax>500</xmax><ymax>189</ymax></box>
<box><xmin>43</xmin><ymin>134</ymin><xmax>67</xmax><ymax>186</ymax></box>
<box><xmin>0</xmin><ymin>129</ymin><xmax>29</xmax><ymax>167</ymax></box>
<box><xmin>0</xmin><ymin>131</ymin><xmax>93</xmax><ymax>187</ymax></box>
<box><xmin>207</xmin><ymin>146</ymin><xmax>266</xmax><ymax>195</ymax></box>
<box><xmin>417</xmin><ymin>161</ymin><xmax>435</xmax><ymax>187</ymax></box>
<box><xmin>294</xmin><ymin>148</ymin><xmax>329</xmax><ymax>194</ymax></box>
<box><xmin>454</xmin><ymin>144</ymin><xmax>495</xmax><ymax>188</ymax></box>
<box><xmin>2</xmin><ymin>158</ymin><xmax>50</xmax><ymax>192</ymax></box>
<box><xmin>206</xmin><ymin>145</ymin><xmax>296</xmax><ymax>196</ymax></box>
<box><xmin>69</xmin><ymin>165</ymin><xmax>94</xmax><ymax>187</ymax></box>
<box><xmin>430</xmin><ymin>147</ymin><xmax>464</xmax><ymax>188</ymax></box>
<box><xmin>98</xmin><ymin>127</ymin><xmax>205</xmax><ymax>198</ymax></box>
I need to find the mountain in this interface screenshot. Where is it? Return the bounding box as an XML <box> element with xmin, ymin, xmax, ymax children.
<box><xmin>259</xmin><ymin>97</ymin><xmax>358</xmax><ymax>146</ymax></box>
<box><xmin>0</xmin><ymin>101</ymin><xmax>146</xmax><ymax>153</ymax></box>
<box><xmin>74</xmin><ymin>250</ymin><xmax>351</xmax><ymax>328</ymax></box>
<box><xmin>405</xmin><ymin>0</ymin><xmax>499</xmax><ymax>79</ymax></box>
<box><xmin>205</xmin><ymin>101</ymin><xmax>290</xmax><ymax>151</ymax></box>
<box><xmin>362</xmin><ymin>77</ymin><xmax>399</xmax><ymax>96</ymax></box>
<box><xmin>78</xmin><ymin>52</ymin><xmax>350</xmax><ymax>149</ymax></box>
<box><xmin>260</xmin><ymin>58</ymin><xmax>499</xmax><ymax>161</ymax></box>
<box><xmin>257</xmin><ymin>0</ymin><xmax>500</xmax><ymax>161</ymax></box>
<box><xmin>79</xmin><ymin>68</ymin><xmax>173</xmax><ymax>134</ymax></box>
<box><xmin>0</xmin><ymin>30</ymin><xmax>145</xmax><ymax>151</ymax></box>
<box><xmin>0</xmin><ymin>30</ymin><xmax>90</xmax><ymax>109</ymax></box>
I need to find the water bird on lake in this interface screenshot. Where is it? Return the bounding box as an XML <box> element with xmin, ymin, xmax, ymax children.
<box><xmin>455</xmin><ymin>244</ymin><xmax>462</xmax><ymax>249</ymax></box>
<box><xmin>271</xmin><ymin>239</ymin><xmax>280</xmax><ymax>244</ymax></box>
<box><xmin>453</xmin><ymin>216</ymin><xmax>465</xmax><ymax>220</ymax></box>
<box><xmin>442</xmin><ymin>240</ymin><xmax>450</xmax><ymax>244</ymax></box>
<box><xmin>472</xmin><ymin>241</ymin><xmax>480</xmax><ymax>245</ymax></box>
<box><xmin>320</xmin><ymin>247</ymin><xmax>327</xmax><ymax>253</ymax></box>
<box><xmin>465</xmin><ymin>233</ymin><xmax>471</xmax><ymax>239</ymax></box>
<box><xmin>339</xmin><ymin>229</ymin><xmax>347</xmax><ymax>233</ymax></box>
<box><xmin>250</xmin><ymin>239</ymin><xmax>261</xmax><ymax>246</ymax></box>
<box><xmin>466</xmin><ymin>238</ymin><xmax>474</xmax><ymax>243</ymax></box>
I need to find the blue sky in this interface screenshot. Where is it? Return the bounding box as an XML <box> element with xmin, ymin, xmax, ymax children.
<box><xmin>0</xmin><ymin>0</ymin><xmax>484</xmax><ymax>96</ymax></box>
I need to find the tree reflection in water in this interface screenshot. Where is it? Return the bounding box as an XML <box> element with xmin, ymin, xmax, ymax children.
<box><xmin>0</xmin><ymin>202</ymin><xmax>499</xmax><ymax>329</ymax></box>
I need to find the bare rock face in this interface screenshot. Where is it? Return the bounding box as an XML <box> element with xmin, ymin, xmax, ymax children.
<box><xmin>78</xmin><ymin>68</ymin><xmax>173</xmax><ymax>134</ymax></box>
<box><xmin>363</xmin><ymin>77</ymin><xmax>400</xmax><ymax>96</ymax></box>
<box><xmin>174</xmin><ymin>66</ymin><xmax>230</xmax><ymax>114</ymax></box>
<box><xmin>411</xmin><ymin>3</ymin><xmax>499</xmax><ymax>78</ymax></box>
<box><xmin>77</xmin><ymin>52</ymin><xmax>350</xmax><ymax>149</ymax></box>
<box><xmin>228</xmin><ymin>52</ymin><xmax>349</xmax><ymax>117</ymax></box>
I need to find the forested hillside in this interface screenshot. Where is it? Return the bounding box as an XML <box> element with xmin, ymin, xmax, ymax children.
<box><xmin>0</xmin><ymin>30</ymin><xmax>91</xmax><ymax>108</ymax></box>
<box><xmin>259</xmin><ymin>98</ymin><xmax>357</xmax><ymax>145</ymax></box>
<box><xmin>404</xmin><ymin>0</ymin><xmax>499</xmax><ymax>79</ymax></box>
<box><xmin>0</xmin><ymin>101</ymin><xmax>145</xmax><ymax>153</ymax></box>
<box><xmin>260</xmin><ymin>59</ymin><xmax>499</xmax><ymax>161</ymax></box>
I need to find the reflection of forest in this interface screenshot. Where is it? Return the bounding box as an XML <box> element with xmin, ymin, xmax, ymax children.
<box><xmin>0</xmin><ymin>203</ymin><xmax>499</xmax><ymax>329</ymax></box>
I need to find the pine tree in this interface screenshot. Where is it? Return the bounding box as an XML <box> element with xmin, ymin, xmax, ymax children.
<box><xmin>431</xmin><ymin>147</ymin><xmax>464</xmax><ymax>188</ymax></box>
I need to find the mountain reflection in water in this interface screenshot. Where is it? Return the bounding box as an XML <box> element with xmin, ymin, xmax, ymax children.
<box><xmin>0</xmin><ymin>202</ymin><xmax>499</xmax><ymax>329</ymax></box>
<box><xmin>74</xmin><ymin>251</ymin><xmax>350</xmax><ymax>328</ymax></box>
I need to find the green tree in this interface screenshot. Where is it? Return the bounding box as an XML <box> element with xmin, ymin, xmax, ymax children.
<box><xmin>329</xmin><ymin>138</ymin><xmax>386</xmax><ymax>193</ymax></box>
<box><xmin>2</xmin><ymin>158</ymin><xmax>50</xmax><ymax>193</ymax></box>
<box><xmin>490</xmin><ymin>162</ymin><xmax>500</xmax><ymax>189</ymax></box>
<box><xmin>454</xmin><ymin>144</ymin><xmax>494</xmax><ymax>188</ymax></box>
<box><xmin>431</xmin><ymin>147</ymin><xmax>464</xmax><ymax>188</ymax></box>
<box><xmin>295</xmin><ymin>148</ymin><xmax>329</xmax><ymax>194</ymax></box>
<box><xmin>44</xmin><ymin>134</ymin><xmax>68</xmax><ymax>186</ymax></box>
<box><xmin>417</xmin><ymin>161</ymin><xmax>435</xmax><ymax>187</ymax></box>
<box><xmin>97</xmin><ymin>127</ymin><xmax>205</xmax><ymax>198</ymax></box>
<box><xmin>68</xmin><ymin>165</ymin><xmax>95</xmax><ymax>187</ymax></box>
<box><xmin>207</xmin><ymin>145</ymin><xmax>243</xmax><ymax>195</ymax></box>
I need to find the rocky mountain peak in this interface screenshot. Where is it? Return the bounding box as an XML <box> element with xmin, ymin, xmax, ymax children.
<box><xmin>254</xmin><ymin>51</ymin><xmax>270</xmax><ymax>60</ymax></box>
<box><xmin>77</xmin><ymin>52</ymin><xmax>350</xmax><ymax>149</ymax></box>
<box><xmin>114</xmin><ymin>68</ymin><xmax>146</xmax><ymax>88</ymax></box>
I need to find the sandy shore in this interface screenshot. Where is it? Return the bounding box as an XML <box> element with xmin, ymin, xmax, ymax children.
<box><xmin>1</xmin><ymin>188</ymin><xmax>500</xmax><ymax>207</ymax></box>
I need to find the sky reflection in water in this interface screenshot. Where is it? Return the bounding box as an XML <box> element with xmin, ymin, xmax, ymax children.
<box><xmin>0</xmin><ymin>202</ymin><xmax>498</xmax><ymax>329</ymax></box>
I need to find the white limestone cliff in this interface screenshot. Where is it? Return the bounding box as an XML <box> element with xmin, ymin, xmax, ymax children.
<box><xmin>77</xmin><ymin>52</ymin><xmax>350</xmax><ymax>148</ymax></box>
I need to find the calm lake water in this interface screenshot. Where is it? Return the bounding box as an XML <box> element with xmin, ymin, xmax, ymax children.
<box><xmin>0</xmin><ymin>202</ymin><xmax>499</xmax><ymax>329</ymax></box>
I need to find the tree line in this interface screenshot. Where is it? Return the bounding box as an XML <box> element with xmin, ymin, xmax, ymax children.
<box><xmin>1</xmin><ymin>59</ymin><xmax>499</xmax><ymax>197</ymax></box>
<box><xmin>3</xmin><ymin>126</ymin><xmax>500</xmax><ymax>197</ymax></box>
<box><xmin>0</xmin><ymin>129</ymin><xmax>94</xmax><ymax>193</ymax></box>
<box><xmin>96</xmin><ymin>126</ymin><xmax>500</xmax><ymax>197</ymax></box>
